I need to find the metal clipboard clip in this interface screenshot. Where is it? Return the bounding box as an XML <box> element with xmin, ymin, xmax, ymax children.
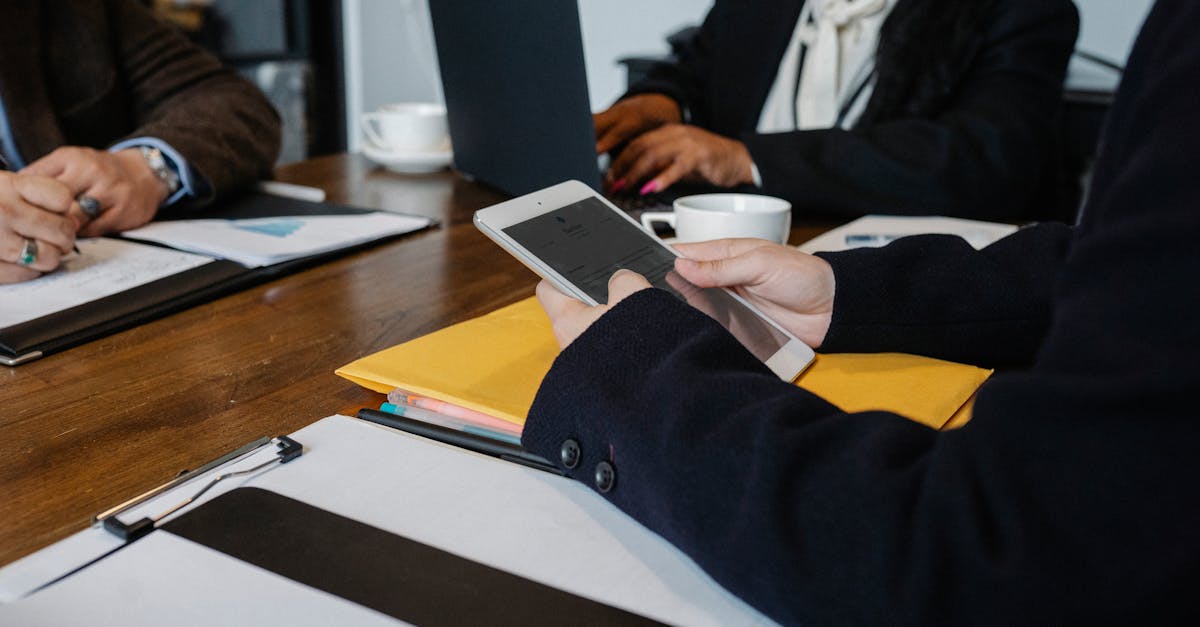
<box><xmin>93</xmin><ymin>435</ymin><xmax>304</xmax><ymax>542</ymax></box>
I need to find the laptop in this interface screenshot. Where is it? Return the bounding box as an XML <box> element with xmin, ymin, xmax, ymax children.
<box><xmin>427</xmin><ymin>0</ymin><xmax>689</xmax><ymax>213</ymax></box>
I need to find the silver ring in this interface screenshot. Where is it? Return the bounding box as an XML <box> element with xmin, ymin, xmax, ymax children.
<box><xmin>78</xmin><ymin>195</ymin><xmax>102</xmax><ymax>219</ymax></box>
<box><xmin>18</xmin><ymin>238</ymin><xmax>38</xmax><ymax>266</ymax></box>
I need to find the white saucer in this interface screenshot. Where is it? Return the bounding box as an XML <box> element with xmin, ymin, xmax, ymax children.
<box><xmin>361</xmin><ymin>140</ymin><xmax>453</xmax><ymax>174</ymax></box>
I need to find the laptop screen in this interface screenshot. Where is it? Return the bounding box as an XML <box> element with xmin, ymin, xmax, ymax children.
<box><xmin>429</xmin><ymin>0</ymin><xmax>603</xmax><ymax>196</ymax></box>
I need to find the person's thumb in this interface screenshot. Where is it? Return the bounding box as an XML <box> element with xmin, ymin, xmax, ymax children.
<box><xmin>607</xmin><ymin>269</ymin><xmax>653</xmax><ymax>304</ymax></box>
<box><xmin>674</xmin><ymin>252</ymin><xmax>763</xmax><ymax>289</ymax></box>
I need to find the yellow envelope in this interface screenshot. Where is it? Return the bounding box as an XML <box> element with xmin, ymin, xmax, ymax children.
<box><xmin>337</xmin><ymin>297</ymin><xmax>989</xmax><ymax>430</ymax></box>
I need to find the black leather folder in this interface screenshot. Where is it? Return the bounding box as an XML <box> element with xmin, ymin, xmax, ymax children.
<box><xmin>1</xmin><ymin>192</ymin><xmax>433</xmax><ymax>366</ymax></box>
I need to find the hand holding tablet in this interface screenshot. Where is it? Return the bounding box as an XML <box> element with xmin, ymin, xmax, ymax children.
<box><xmin>474</xmin><ymin>180</ymin><xmax>815</xmax><ymax>381</ymax></box>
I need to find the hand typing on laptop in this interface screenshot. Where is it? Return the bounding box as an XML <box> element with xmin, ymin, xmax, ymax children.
<box><xmin>593</xmin><ymin>93</ymin><xmax>682</xmax><ymax>155</ymax></box>
<box><xmin>595</xmin><ymin>94</ymin><xmax>756</xmax><ymax>197</ymax></box>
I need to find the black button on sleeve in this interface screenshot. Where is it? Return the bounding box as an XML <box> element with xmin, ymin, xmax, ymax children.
<box><xmin>560</xmin><ymin>439</ymin><xmax>582</xmax><ymax>469</ymax></box>
<box><xmin>594</xmin><ymin>460</ymin><xmax>616</xmax><ymax>493</ymax></box>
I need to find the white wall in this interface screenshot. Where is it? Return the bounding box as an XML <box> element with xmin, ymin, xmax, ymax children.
<box><xmin>342</xmin><ymin>0</ymin><xmax>1157</xmax><ymax>151</ymax></box>
<box><xmin>343</xmin><ymin>0</ymin><xmax>441</xmax><ymax>152</ymax></box>
<box><xmin>1075</xmin><ymin>0</ymin><xmax>1154</xmax><ymax>63</ymax></box>
<box><xmin>1068</xmin><ymin>0</ymin><xmax>1154</xmax><ymax>89</ymax></box>
<box><xmin>577</xmin><ymin>0</ymin><xmax>712</xmax><ymax>111</ymax></box>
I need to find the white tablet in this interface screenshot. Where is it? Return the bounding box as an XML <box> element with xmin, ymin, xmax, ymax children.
<box><xmin>474</xmin><ymin>180</ymin><xmax>815</xmax><ymax>381</ymax></box>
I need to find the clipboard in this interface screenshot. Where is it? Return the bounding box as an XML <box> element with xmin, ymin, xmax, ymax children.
<box><xmin>167</xmin><ymin>487</ymin><xmax>660</xmax><ymax>625</ymax></box>
<box><xmin>0</xmin><ymin>193</ymin><xmax>435</xmax><ymax>366</ymax></box>
<box><xmin>0</xmin><ymin>415</ymin><xmax>762</xmax><ymax>625</ymax></box>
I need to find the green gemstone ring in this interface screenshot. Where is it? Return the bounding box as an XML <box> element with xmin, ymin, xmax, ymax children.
<box><xmin>18</xmin><ymin>238</ymin><xmax>37</xmax><ymax>266</ymax></box>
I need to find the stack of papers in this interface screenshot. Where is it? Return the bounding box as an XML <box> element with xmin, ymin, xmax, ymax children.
<box><xmin>123</xmin><ymin>212</ymin><xmax>433</xmax><ymax>267</ymax></box>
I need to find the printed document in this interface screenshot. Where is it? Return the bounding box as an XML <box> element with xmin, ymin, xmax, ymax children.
<box><xmin>122</xmin><ymin>212</ymin><xmax>433</xmax><ymax>267</ymax></box>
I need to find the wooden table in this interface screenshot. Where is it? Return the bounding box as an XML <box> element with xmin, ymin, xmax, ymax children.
<box><xmin>0</xmin><ymin>154</ymin><xmax>835</xmax><ymax>567</ymax></box>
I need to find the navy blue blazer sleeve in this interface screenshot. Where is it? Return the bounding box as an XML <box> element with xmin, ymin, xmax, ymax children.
<box><xmin>627</xmin><ymin>0</ymin><xmax>1078</xmax><ymax>220</ymax></box>
<box><xmin>524</xmin><ymin>1</ymin><xmax>1200</xmax><ymax>623</ymax></box>
<box><xmin>815</xmin><ymin>222</ymin><xmax>1073</xmax><ymax>368</ymax></box>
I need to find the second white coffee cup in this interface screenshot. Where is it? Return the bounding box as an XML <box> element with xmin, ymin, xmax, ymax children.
<box><xmin>641</xmin><ymin>193</ymin><xmax>792</xmax><ymax>244</ymax></box>
<box><xmin>361</xmin><ymin>102</ymin><xmax>449</xmax><ymax>153</ymax></box>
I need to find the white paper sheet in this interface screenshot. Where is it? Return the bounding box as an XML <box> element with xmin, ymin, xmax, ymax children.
<box><xmin>122</xmin><ymin>212</ymin><xmax>433</xmax><ymax>267</ymax></box>
<box><xmin>0</xmin><ymin>415</ymin><xmax>772</xmax><ymax>626</ymax></box>
<box><xmin>0</xmin><ymin>238</ymin><xmax>214</xmax><ymax>328</ymax></box>
<box><xmin>797</xmin><ymin>215</ymin><xmax>1019</xmax><ymax>254</ymax></box>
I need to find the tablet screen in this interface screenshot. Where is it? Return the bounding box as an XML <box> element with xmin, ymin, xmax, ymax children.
<box><xmin>502</xmin><ymin>196</ymin><xmax>790</xmax><ymax>361</ymax></box>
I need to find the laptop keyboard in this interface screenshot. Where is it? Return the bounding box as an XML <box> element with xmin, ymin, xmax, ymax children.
<box><xmin>609</xmin><ymin>192</ymin><xmax>672</xmax><ymax>216</ymax></box>
<box><xmin>607</xmin><ymin>192</ymin><xmax>675</xmax><ymax>236</ymax></box>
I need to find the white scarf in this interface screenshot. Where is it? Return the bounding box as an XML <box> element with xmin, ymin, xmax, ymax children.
<box><xmin>758</xmin><ymin>0</ymin><xmax>895</xmax><ymax>133</ymax></box>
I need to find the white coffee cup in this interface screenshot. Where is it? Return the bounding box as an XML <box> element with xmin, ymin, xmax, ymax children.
<box><xmin>361</xmin><ymin>102</ymin><xmax>449</xmax><ymax>153</ymax></box>
<box><xmin>641</xmin><ymin>193</ymin><xmax>792</xmax><ymax>244</ymax></box>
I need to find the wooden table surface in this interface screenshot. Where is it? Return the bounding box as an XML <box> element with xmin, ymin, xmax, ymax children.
<box><xmin>0</xmin><ymin>154</ymin><xmax>835</xmax><ymax>567</ymax></box>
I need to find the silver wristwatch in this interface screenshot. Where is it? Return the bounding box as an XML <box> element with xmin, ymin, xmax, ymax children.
<box><xmin>139</xmin><ymin>146</ymin><xmax>181</xmax><ymax>195</ymax></box>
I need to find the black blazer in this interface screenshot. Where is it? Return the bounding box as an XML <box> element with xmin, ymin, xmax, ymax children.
<box><xmin>627</xmin><ymin>0</ymin><xmax>1079</xmax><ymax>221</ymax></box>
<box><xmin>0</xmin><ymin>0</ymin><xmax>280</xmax><ymax>204</ymax></box>
<box><xmin>525</xmin><ymin>0</ymin><xmax>1200</xmax><ymax>623</ymax></box>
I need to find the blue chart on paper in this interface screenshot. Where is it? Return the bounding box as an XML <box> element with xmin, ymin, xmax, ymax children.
<box><xmin>232</xmin><ymin>218</ymin><xmax>304</xmax><ymax>238</ymax></box>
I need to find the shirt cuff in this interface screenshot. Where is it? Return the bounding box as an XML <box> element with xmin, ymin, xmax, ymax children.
<box><xmin>109</xmin><ymin>137</ymin><xmax>200</xmax><ymax>207</ymax></box>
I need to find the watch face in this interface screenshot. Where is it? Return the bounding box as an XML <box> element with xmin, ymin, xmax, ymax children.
<box><xmin>141</xmin><ymin>146</ymin><xmax>181</xmax><ymax>194</ymax></box>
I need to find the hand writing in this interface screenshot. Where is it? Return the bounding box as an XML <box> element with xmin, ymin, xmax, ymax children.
<box><xmin>23</xmin><ymin>146</ymin><xmax>169</xmax><ymax>237</ymax></box>
<box><xmin>0</xmin><ymin>172</ymin><xmax>77</xmax><ymax>284</ymax></box>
